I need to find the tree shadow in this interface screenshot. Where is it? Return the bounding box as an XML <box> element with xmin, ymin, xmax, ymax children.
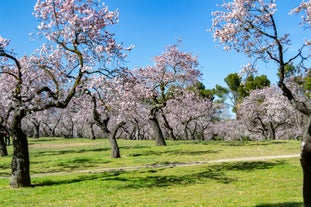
<box><xmin>31</xmin><ymin>157</ymin><xmax>110</xmax><ymax>174</ymax></box>
<box><xmin>219</xmin><ymin>141</ymin><xmax>288</xmax><ymax>147</ymax></box>
<box><xmin>32</xmin><ymin>160</ymin><xmax>287</xmax><ymax>189</ymax></box>
<box><xmin>0</xmin><ymin>172</ymin><xmax>10</xmax><ymax>177</ymax></box>
<box><xmin>32</xmin><ymin>171</ymin><xmax>119</xmax><ymax>187</ymax></box>
<box><xmin>0</xmin><ymin>163</ymin><xmax>11</xmax><ymax>177</ymax></box>
<box><xmin>103</xmin><ymin>160</ymin><xmax>285</xmax><ymax>189</ymax></box>
<box><xmin>255</xmin><ymin>202</ymin><xmax>303</xmax><ymax>207</ymax></box>
<box><xmin>218</xmin><ymin>160</ymin><xmax>286</xmax><ymax>172</ymax></box>
<box><xmin>52</xmin><ymin>157</ymin><xmax>110</xmax><ymax>172</ymax></box>
<box><xmin>31</xmin><ymin>147</ymin><xmax>109</xmax><ymax>157</ymax></box>
<box><xmin>120</xmin><ymin>145</ymin><xmax>152</xmax><ymax>150</ymax></box>
<box><xmin>129</xmin><ymin>149</ymin><xmax>220</xmax><ymax>157</ymax></box>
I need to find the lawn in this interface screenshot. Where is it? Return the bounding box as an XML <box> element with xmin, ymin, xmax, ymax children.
<box><xmin>0</xmin><ymin>138</ymin><xmax>303</xmax><ymax>207</ymax></box>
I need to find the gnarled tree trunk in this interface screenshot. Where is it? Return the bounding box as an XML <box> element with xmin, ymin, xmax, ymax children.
<box><xmin>89</xmin><ymin>94</ymin><xmax>122</xmax><ymax>158</ymax></box>
<box><xmin>108</xmin><ymin>122</ymin><xmax>125</xmax><ymax>158</ymax></box>
<box><xmin>10</xmin><ymin>110</ymin><xmax>31</xmax><ymax>188</ymax></box>
<box><xmin>161</xmin><ymin>112</ymin><xmax>176</xmax><ymax>141</ymax></box>
<box><xmin>149</xmin><ymin>113</ymin><xmax>166</xmax><ymax>146</ymax></box>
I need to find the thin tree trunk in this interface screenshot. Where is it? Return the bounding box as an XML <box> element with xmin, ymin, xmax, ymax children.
<box><xmin>269</xmin><ymin>122</ymin><xmax>276</xmax><ymax>140</ymax></box>
<box><xmin>90</xmin><ymin>123</ymin><xmax>96</xmax><ymax>140</ymax></box>
<box><xmin>0</xmin><ymin>128</ymin><xmax>8</xmax><ymax>156</ymax></box>
<box><xmin>108</xmin><ymin>122</ymin><xmax>124</xmax><ymax>158</ymax></box>
<box><xmin>10</xmin><ymin>110</ymin><xmax>31</xmax><ymax>188</ymax></box>
<box><xmin>32</xmin><ymin>122</ymin><xmax>40</xmax><ymax>139</ymax></box>
<box><xmin>161</xmin><ymin>112</ymin><xmax>176</xmax><ymax>141</ymax></box>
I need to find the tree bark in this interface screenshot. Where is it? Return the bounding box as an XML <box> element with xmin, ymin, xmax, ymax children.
<box><xmin>10</xmin><ymin>110</ymin><xmax>31</xmax><ymax>188</ymax></box>
<box><xmin>108</xmin><ymin>122</ymin><xmax>124</xmax><ymax>158</ymax></box>
<box><xmin>90</xmin><ymin>123</ymin><xmax>96</xmax><ymax>140</ymax></box>
<box><xmin>32</xmin><ymin>121</ymin><xmax>40</xmax><ymax>139</ymax></box>
<box><xmin>268</xmin><ymin>122</ymin><xmax>276</xmax><ymax>140</ymax></box>
<box><xmin>161</xmin><ymin>112</ymin><xmax>176</xmax><ymax>141</ymax></box>
<box><xmin>0</xmin><ymin>128</ymin><xmax>8</xmax><ymax>156</ymax></box>
<box><xmin>149</xmin><ymin>114</ymin><xmax>166</xmax><ymax>146</ymax></box>
<box><xmin>301</xmin><ymin>116</ymin><xmax>311</xmax><ymax>207</ymax></box>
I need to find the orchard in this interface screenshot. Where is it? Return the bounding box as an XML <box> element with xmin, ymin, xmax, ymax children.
<box><xmin>0</xmin><ymin>0</ymin><xmax>310</xmax><ymax>206</ymax></box>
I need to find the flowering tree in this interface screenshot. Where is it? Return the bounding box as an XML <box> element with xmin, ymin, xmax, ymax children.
<box><xmin>214</xmin><ymin>72</ymin><xmax>270</xmax><ymax>117</ymax></box>
<box><xmin>239</xmin><ymin>86</ymin><xmax>297</xmax><ymax>140</ymax></box>
<box><xmin>164</xmin><ymin>89</ymin><xmax>219</xmax><ymax>140</ymax></box>
<box><xmin>133</xmin><ymin>44</ymin><xmax>202</xmax><ymax>145</ymax></box>
<box><xmin>0</xmin><ymin>0</ymin><xmax>129</xmax><ymax>187</ymax></box>
<box><xmin>211</xmin><ymin>0</ymin><xmax>311</xmax><ymax>204</ymax></box>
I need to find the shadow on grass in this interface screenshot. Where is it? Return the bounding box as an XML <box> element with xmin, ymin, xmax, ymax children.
<box><xmin>32</xmin><ymin>160</ymin><xmax>286</xmax><ymax>189</ymax></box>
<box><xmin>31</xmin><ymin>147</ymin><xmax>109</xmax><ymax>157</ymax></box>
<box><xmin>0</xmin><ymin>172</ymin><xmax>10</xmax><ymax>177</ymax></box>
<box><xmin>129</xmin><ymin>149</ymin><xmax>220</xmax><ymax>157</ymax></box>
<box><xmin>31</xmin><ymin>157</ymin><xmax>110</xmax><ymax>174</ymax></box>
<box><xmin>32</xmin><ymin>172</ymin><xmax>119</xmax><ymax>187</ymax></box>
<box><xmin>219</xmin><ymin>141</ymin><xmax>288</xmax><ymax>147</ymax></box>
<box><xmin>255</xmin><ymin>202</ymin><xmax>303</xmax><ymax>207</ymax></box>
<box><xmin>119</xmin><ymin>160</ymin><xmax>285</xmax><ymax>188</ymax></box>
<box><xmin>53</xmin><ymin>157</ymin><xmax>110</xmax><ymax>172</ymax></box>
<box><xmin>218</xmin><ymin>160</ymin><xmax>285</xmax><ymax>172</ymax></box>
<box><xmin>0</xmin><ymin>162</ymin><xmax>11</xmax><ymax>177</ymax></box>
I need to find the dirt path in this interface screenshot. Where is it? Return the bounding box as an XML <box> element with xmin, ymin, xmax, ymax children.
<box><xmin>23</xmin><ymin>154</ymin><xmax>299</xmax><ymax>178</ymax></box>
<box><xmin>0</xmin><ymin>154</ymin><xmax>300</xmax><ymax>179</ymax></box>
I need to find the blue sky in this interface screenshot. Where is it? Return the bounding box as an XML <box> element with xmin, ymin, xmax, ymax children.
<box><xmin>0</xmin><ymin>0</ymin><xmax>309</xmax><ymax>89</ymax></box>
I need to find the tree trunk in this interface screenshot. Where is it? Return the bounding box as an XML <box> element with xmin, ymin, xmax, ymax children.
<box><xmin>0</xmin><ymin>130</ymin><xmax>8</xmax><ymax>156</ymax></box>
<box><xmin>90</xmin><ymin>123</ymin><xmax>96</xmax><ymax>140</ymax></box>
<box><xmin>108</xmin><ymin>122</ymin><xmax>125</xmax><ymax>158</ymax></box>
<box><xmin>268</xmin><ymin>122</ymin><xmax>276</xmax><ymax>140</ymax></box>
<box><xmin>161</xmin><ymin>112</ymin><xmax>176</xmax><ymax>141</ymax></box>
<box><xmin>32</xmin><ymin>122</ymin><xmax>40</xmax><ymax>139</ymax></box>
<box><xmin>301</xmin><ymin>116</ymin><xmax>311</xmax><ymax>207</ymax></box>
<box><xmin>149</xmin><ymin>115</ymin><xmax>166</xmax><ymax>146</ymax></box>
<box><xmin>10</xmin><ymin>110</ymin><xmax>31</xmax><ymax>188</ymax></box>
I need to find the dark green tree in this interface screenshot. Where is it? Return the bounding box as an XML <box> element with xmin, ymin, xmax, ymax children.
<box><xmin>213</xmin><ymin>73</ymin><xmax>270</xmax><ymax>118</ymax></box>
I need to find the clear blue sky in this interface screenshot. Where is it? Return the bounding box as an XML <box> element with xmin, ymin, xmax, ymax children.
<box><xmin>0</xmin><ymin>0</ymin><xmax>309</xmax><ymax>89</ymax></box>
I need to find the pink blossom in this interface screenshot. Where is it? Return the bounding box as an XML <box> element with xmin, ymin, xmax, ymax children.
<box><xmin>0</xmin><ymin>36</ymin><xmax>10</xmax><ymax>49</ymax></box>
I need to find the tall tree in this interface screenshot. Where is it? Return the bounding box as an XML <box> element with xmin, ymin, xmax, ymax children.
<box><xmin>214</xmin><ymin>73</ymin><xmax>270</xmax><ymax>117</ymax></box>
<box><xmin>0</xmin><ymin>0</ymin><xmax>128</xmax><ymax>187</ymax></box>
<box><xmin>239</xmin><ymin>86</ymin><xmax>297</xmax><ymax>140</ymax></box>
<box><xmin>133</xmin><ymin>44</ymin><xmax>202</xmax><ymax>146</ymax></box>
<box><xmin>211</xmin><ymin>0</ymin><xmax>311</xmax><ymax>204</ymax></box>
<box><xmin>164</xmin><ymin>88</ymin><xmax>220</xmax><ymax>140</ymax></box>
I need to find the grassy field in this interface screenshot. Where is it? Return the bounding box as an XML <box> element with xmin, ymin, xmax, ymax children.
<box><xmin>0</xmin><ymin>138</ymin><xmax>304</xmax><ymax>207</ymax></box>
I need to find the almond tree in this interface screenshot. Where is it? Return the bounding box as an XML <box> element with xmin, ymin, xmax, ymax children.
<box><xmin>0</xmin><ymin>0</ymin><xmax>129</xmax><ymax>187</ymax></box>
<box><xmin>133</xmin><ymin>44</ymin><xmax>202</xmax><ymax>146</ymax></box>
<box><xmin>164</xmin><ymin>89</ymin><xmax>218</xmax><ymax>140</ymax></box>
<box><xmin>239</xmin><ymin>86</ymin><xmax>297</xmax><ymax>140</ymax></box>
<box><xmin>211</xmin><ymin>0</ymin><xmax>311</xmax><ymax>204</ymax></box>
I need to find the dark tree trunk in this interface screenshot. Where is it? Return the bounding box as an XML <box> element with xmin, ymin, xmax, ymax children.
<box><xmin>32</xmin><ymin>122</ymin><xmax>40</xmax><ymax>139</ymax></box>
<box><xmin>108</xmin><ymin>122</ymin><xmax>124</xmax><ymax>158</ymax></box>
<box><xmin>10</xmin><ymin>110</ymin><xmax>31</xmax><ymax>188</ymax></box>
<box><xmin>268</xmin><ymin>122</ymin><xmax>276</xmax><ymax>140</ymax></box>
<box><xmin>0</xmin><ymin>132</ymin><xmax>8</xmax><ymax>156</ymax></box>
<box><xmin>149</xmin><ymin>115</ymin><xmax>166</xmax><ymax>146</ymax></box>
<box><xmin>90</xmin><ymin>123</ymin><xmax>96</xmax><ymax>140</ymax></box>
<box><xmin>301</xmin><ymin>116</ymin><xmax>311</xmax><ymax>207</ymax></box>
<box><xmin>161</xmin><ymin>112</ymin><xmax>176</xmax><ymax>141</ymax></box>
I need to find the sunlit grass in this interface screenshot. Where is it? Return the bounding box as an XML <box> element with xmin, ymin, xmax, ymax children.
<box><xmin>0</xmin><ymin>138</ymin><xmax>303</xmax><ymax>206</ymax></box>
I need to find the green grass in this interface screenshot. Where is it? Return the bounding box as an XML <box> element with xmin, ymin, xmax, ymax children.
<box><xmin>0</xmin><ymin>138</ymin><xmax>303</xmax><ymax>206</ymax></box>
